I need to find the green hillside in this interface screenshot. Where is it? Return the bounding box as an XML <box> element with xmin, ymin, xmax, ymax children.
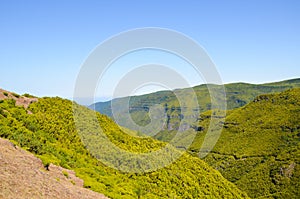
<box><xmin>90</xmin><ymin>78</ymin><xmax>300</xmax><ymax>136</ymax></box>
<box><xmin>0</xmin><ymin>92</ymin><xmax>248</xmax><ymax>198</ymax></box>
<box><xmin>188</xmin><ymin>88</ymin><xmax>300</xmax><ymax>198</ymax></box>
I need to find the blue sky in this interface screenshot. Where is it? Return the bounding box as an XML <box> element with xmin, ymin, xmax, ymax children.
<box><xmin>1</xmin><ymin>0</ymin><xmax>299</xmax><ymax>103</ymax></box>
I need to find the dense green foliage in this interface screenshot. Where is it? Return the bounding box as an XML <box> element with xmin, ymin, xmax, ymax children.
<box><xmin>91</xmin><ymin>78</ymin><xmax>300</xmax><ymax>136</ymax></box>
<box><xmin>22</xmin><ymin>93</ymin><xmax>36</xmax><ymax>98</ymax></box>
<box><xmin>188</xmin><ymin>88</ymin><xmax>300</xmax><ymax>198</ymax></box>
<box><xmin>0</xmin><ymin>95</ymin><xmax>248</xmax><ymax>198</ymax></box>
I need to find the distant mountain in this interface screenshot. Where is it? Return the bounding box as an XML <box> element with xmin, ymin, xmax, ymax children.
<box><xmin>90</xmin><ymin>78</ymin><xmax>300</xmax><ymax>135</ymax></box>
<box><xmin>0</xmin><ymin>89</ymin><xmax>248</xmax><ymax>198</ymax></box>
<box><xmin>189</xmin><ymin>88</ymin><xmax>300</xmax><ymax>198</ymax></box>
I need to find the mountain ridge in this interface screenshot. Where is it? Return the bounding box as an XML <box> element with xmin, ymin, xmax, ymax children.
<box><xmin>94</xmin><ymin>78</ymin><xmax>300</xmax><ymax>103</ymax></box>
<box><xmin>90</xmin><ymin>78</ymin><xmax>300</xmax><ymax>135</ymax></box>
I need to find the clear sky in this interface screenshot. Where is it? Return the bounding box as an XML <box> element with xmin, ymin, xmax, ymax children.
<box><xmin>1</xmin><ymin>0</ymin><xmax>299</xmax><ymax>103</ymax></box>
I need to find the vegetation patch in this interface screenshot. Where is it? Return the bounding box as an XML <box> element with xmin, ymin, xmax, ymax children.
<box><xmin>188</xmin><ymin>88</ymin><xmax>300</xmax><ymax>198</ymax></box>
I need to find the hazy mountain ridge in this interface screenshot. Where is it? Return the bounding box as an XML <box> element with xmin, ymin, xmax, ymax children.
<box><xmin>90</xmin><ymin>78</ymin><xmax>300</xmax><ymax>135</ymax></box>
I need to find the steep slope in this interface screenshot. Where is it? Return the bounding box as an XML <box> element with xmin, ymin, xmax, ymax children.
<box><xmin>188</xmin><ymin>88</ymin><xmax>300</xmax><ymax>198</ymax></box>
<box><xmin>0</xmin><ymin>138</ymin><xmax>108</xmax><ymax>199</ymax></box>
<box><xmin>0</xmin><ymin>89</ymin><xmax>249</xmax><ymax>198</ymax></box>
<box><xmin>90</xmin><ymin>78</ymin><xmax>300</xmax><ymax>135</ymax></box>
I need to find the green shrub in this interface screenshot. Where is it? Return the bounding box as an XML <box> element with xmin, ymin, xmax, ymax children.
<box><xmin>23</xmin><ymin>93</ymin><xmax>36</xmax><ymax>98</ymax></box>
<box><xmin>12</xmin><ymin>93</ymin><xmax>20</xmax><ymax>98</ymax></box>
<box><xmin>62</xmin><ymin>170</ymin><xmax>69</xmax><ymax>178</ymax></box>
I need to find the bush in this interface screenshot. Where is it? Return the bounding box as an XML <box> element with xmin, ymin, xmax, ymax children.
<box><xmin>12</xmin><ymin>93</ymin><xmax>20</xmax><ymax>98</ymax></box>
<box><xmin>62</xmin><ymin>170</ymin><xmax>69</xmax><ymax>178</ymax></box>
<box><xmin>23</xmin><ymin>93</ymin><xmax>36</xmax><ymax>98</ymax></box>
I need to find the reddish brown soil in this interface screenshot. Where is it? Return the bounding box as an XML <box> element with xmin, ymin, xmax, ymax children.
<box><xmin>0</xmin><ymin>138</ymin><xmax>109</xmax><ymax>199</ymax></box>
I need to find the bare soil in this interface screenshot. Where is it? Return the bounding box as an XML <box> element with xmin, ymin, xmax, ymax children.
<box><xmin>0</xmin><ymin>138</ymin><xmax>109</xmax><ymax>199</ymax></box>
